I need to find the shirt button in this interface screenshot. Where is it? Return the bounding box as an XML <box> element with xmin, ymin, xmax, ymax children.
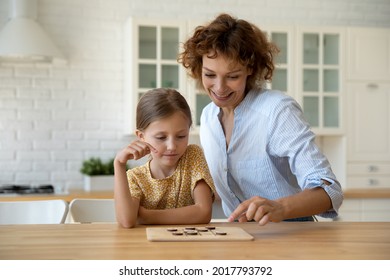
<box><xmin>224</xmin><ymin>167</ymin><xmax>228</xmax><ymax>172</ymax></box>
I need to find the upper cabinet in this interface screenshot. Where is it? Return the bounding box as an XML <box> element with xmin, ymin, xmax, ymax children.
<box><xmin>124</xmin><ymin>18</ymin><xmax>187</xmax><ymax>133</ymax></box>
<box><xmin>296</xmin><ymin>28</ymin><xmax>345</xmax><ymax>135</ymax></box>
<box><xmin>123</xmin><ymin>19</ymin><xmax>357</xmax><ymax>138</ymax></box>
<box><xmin>264</xmin><ymin>28</ymin><xmax>294</xmax><ymax>96</ymax></box>
<box><xmin>347</xmin><ymin>28</ymin><xmax>390</xmax><ymax>81</ymax></box>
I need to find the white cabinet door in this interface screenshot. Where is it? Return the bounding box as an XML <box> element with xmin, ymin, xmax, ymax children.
<box><xmin>347</xmin><ymin>82</ymin><xmax>390</xmax><ymax>161</ymax></box>
<box><xmin>338</xmin><ymin>199</ymin><xmax>390</xmax><ymax>222</ymax></box>
<box><xmin>124</xmin><ymin>18</ymin><xmax>187</xmax><ymax>134</ymax></box>
<box><xmin>296</xmin><ymin>27</ymin><xmax>344</xmax><ymax>135</ymax></box>
<box><xmin>347</xmin><ymin>27</ymin><xmax>390</xmax><ymax>81</ymax></box>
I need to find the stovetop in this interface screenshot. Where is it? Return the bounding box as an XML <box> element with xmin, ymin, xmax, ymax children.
<box><xmin>0</xmin><ymin>184</ymin><xmax>54</xmax><ymax>194</ymax></box>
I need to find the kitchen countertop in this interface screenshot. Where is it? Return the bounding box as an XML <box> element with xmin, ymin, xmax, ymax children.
<box><xmin>343</xmin><ymin>188</ymin><xmax>390</xmax><ymax>199</ymax></box>
<box><xmin>0</xmin><ymin>190</ymin><xmax>113</xmax><ymax>202</ymax></box>
<box><xmin>0</xmin><ymin>188</ymin><xmax>389</xmax><ymax>202</ymax></box>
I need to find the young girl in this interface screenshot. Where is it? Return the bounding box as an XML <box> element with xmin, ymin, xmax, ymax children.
<box><xmin>114</xmin><ymin>88</ymin><xmax>215</xmax><ymax>228</ymax></box>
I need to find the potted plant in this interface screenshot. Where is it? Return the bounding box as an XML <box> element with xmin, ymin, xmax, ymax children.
<box><xmin>80</xmin><ymin>157</ymin><xmax>118</xmax><ymax>192</ymax></box>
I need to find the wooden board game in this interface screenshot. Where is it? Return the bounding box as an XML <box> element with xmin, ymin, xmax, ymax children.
<box><xmin>146</xmin><ymin>226</ymin><xmax>254</xmax><ymax>242</ymax></box>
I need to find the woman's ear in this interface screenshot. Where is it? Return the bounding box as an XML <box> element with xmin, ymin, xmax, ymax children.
<box><xmin>247</xmin><ymin>66</ymin><xmax>253</xmax><ymax>76</ymax></box>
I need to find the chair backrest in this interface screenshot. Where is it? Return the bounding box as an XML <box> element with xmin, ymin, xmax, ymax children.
<box><xmin>0</xmin><ymin>199</ymin><xmax>68</xmax><ymax>225</ymax></box>
<box><xmin>69</xmin><ymin>198</ymin><xmax>116</xmax><ymax>223</ymax></box>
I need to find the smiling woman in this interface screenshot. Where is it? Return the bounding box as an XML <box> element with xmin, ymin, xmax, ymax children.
<box><xmin>178</xmin><ymin>13</ymin><xmax>343</xmax><ymax>225</ymax></box>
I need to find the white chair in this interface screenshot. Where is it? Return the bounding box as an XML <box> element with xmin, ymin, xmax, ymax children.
<box><xmin>0</xmin><ymin>200</ymin><xmax>68</xmax><ymax>225</ymax></box>
<box><xmin>69</xmin><ymin>198</ymin><xmax>116</xmax><ymax>223</ymax></box>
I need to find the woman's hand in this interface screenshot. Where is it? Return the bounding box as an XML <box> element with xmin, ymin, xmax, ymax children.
<box><xmin>227</xmin><ymin>196</ymin><xmax>285</xmax><ymax>226</ymax></box>
<box><xmin>115</xmin><ymin>140</ymin><xmax>156</xmax><ymax>165</ymax></box>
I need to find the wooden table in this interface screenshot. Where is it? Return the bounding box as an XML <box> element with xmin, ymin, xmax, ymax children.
<box><xmin>0</xmin><ymin>222</ymin><xmax>389</xmax><ymax>260</ymax></box>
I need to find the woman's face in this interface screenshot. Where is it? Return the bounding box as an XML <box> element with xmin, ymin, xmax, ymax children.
<box><xmin>202</xmin><ymin>54</ymin><xmax>252</xmax><ymax>110</ymax></box>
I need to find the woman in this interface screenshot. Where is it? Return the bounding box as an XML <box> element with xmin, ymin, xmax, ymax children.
<box><xmin>178</xmin><ymin>13</ymin><xmax>343</xmax><ymax>225</ymax></box>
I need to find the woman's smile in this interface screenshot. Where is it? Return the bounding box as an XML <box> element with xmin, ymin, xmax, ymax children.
<box><xmin>211</xmin><ymin>89</ymin><xmax>234</xmax><ymax>99</ymax></box>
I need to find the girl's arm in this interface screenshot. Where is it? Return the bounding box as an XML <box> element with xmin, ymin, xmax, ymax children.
<box><xmin>114</xmin><ymin>140</ymin><xmax>155</xmax><ymax>228</ymax></box>
<box><xmin>138</xmin><ymin>179</ymin><xmax>213</xmax><ymax>225</ymax></box>
<box><xmin>114</xmin><ymin>160</ymin><xmax>140</xmax><ymax>228</ymax></box>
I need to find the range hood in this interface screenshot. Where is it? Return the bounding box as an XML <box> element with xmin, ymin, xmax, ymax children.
<box><xmin>0</xmin><ymin>0</ymin><xmax>66</xmax><ymax>63</ymax></box>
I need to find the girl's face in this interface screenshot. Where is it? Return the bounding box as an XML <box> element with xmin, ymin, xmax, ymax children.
<box><xmin>202</xmin><ymin>54</ymin><xmax>252</xmax><ymax>110</ymax></box>
<box><xmin>137</xmin><ymin>111</ymin><xmax>190</xmax><ymax>171</ymax></box>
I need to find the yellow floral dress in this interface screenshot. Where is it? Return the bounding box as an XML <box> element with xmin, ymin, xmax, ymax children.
<box><xmin>126</xmin><ymin>144</ymin><xmax>215</xmax><ymax>209</ymax></box>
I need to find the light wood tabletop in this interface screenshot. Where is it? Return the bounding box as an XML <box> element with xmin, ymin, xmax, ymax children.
<box><xmin>0</xmin><ymin>222</ymin><xmax>389</xmax><ymax>260</ymax></box>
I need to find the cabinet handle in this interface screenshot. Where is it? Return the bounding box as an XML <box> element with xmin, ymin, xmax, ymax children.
<box><xmin>368</xmin><ymin>179</ymin><xmax>378</xmax><ymax>186</ymax></box>
<box><xmin>367</xmin><ymin>165</ymin><xmax>378</xmax><ymax>172</ymax></box>
<box><xmin>367</xmin><ymin>83</ymin><xmax>378</xmax><ymax>89</ymax></box>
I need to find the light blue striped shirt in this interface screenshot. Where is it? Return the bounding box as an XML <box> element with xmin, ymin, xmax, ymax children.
<box><xmin>200</xmin><ymin>89</ymin><xmax>343</xmax><ymax>219</ymax></box>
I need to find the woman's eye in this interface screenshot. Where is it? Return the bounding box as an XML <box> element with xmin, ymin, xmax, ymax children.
<box><xmin>156</xmin><ymin>136</ymin><xmax>166</xmax><ymax>140</ymax></box>
<box><xmin>204</xmin><ymin>73</ymin><xmax>215</xmax><ymax>78</ymax></box>
<box><xmin>228</xmin><ymin>76</ymin><xmax>239</xmax><ymax>80</ymax></box>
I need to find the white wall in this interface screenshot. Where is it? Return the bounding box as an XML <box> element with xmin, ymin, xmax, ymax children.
<box><xmin>1</xmin><ymin>0</ymin><xmax>389</xmax><ymax>191</ymax></box>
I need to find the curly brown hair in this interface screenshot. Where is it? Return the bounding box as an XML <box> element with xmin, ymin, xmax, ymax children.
<box><xmin>178</xmin><ymin>13</ymin><xmax>279</xmax><ymax>91</ymax></box>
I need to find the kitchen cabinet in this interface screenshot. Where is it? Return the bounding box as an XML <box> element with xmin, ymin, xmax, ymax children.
<box><xmin>347</xmin><ymin>28</ymin><xmax>390</xmax><ymax>81</ymax></box>
<box><xmin>347</xmin><ymin>162</ymin><xmax>390</xmax><ymax>189</ymax></box>
<box><xmin>337</xmin><ymin>198</ymin><xmax>390</xmax><ymax>222</ymax></box>
<box><xmin>346</xmin><ymin>82</ymin><xmax>390</xmax><ymax>190</ymax></box>
<box><xmin>347</xmin><ymin>83</ymin><xmax>390</xmax><ymax>162</ymax></box>
<box><xmin>346</xmin><ymin>27</ymin><xmax>390</xmax><ymax>191</ymax></box>
<box><xmin>266</xmin><ymin>28</ymin><xmax>294</xmax><ymax>96</ymax></box>
<box><xmin>124</xmin><ymin>18</ymin><xmax>187</xmax><ymax>133</ymax></box>
<box><xmin>296</xmin><ymin>27</ymin><xmax>344</xmax><ymax>135</ymax></box>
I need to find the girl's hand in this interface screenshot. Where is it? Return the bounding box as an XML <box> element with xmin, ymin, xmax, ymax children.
<box><xmin>115</xmin><ymin>140</ymin><xmax>156</xmax><ymax>165</ymax></box>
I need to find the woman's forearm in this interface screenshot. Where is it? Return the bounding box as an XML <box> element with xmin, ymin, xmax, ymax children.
<box><xmin>277</xmin><ymin>187</ymin><xmax>332</xmax><ymax>220</ymax></box>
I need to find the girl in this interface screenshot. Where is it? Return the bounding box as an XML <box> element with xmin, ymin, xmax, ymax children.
<box><xmin>114</xmin><ymin>88</ymin><xmax>215</xmax><ymax>228</ymax></box>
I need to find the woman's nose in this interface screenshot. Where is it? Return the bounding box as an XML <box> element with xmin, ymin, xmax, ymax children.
<box><xmin>214</xmin><ymin>78</ymin><xmax>227</xmax><ymax>93</ymax></box>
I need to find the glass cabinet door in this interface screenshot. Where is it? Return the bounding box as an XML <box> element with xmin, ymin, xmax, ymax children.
<box><xmin>139</xmin><ymin>26</ymin><xmax>157</xmax><ymax>59</ymax></box>
<box><xmin>269</xmin><ymin>31</ymin><xmax>290</xmax><ymax>94</ymax></box>
<box><xmin>195</xmin><ymin>92</ymin><xmax>211</xmax><ymax>126</ymax></box>
<box><xmin>300</xmin><ymin>29</ymin><xmax>342</xmax><ymax>133</ymax></box>
<box><xmin>137</xmin><ymin>24</ymin><xmax>180</xmax><ymax>99</ymax></box>
<box><xmin>125</xmin><ymin>18</ymin><xmax>186</xmax><ymax>133</ymax></box>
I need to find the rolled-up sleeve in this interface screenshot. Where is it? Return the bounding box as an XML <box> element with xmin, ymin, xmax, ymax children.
<box><xmin>269</xmin><ymin>96</ymin><xmax>344</xmax><ymax>218</ymax></box>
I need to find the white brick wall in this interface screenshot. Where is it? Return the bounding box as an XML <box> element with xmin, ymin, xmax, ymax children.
<box><xmin>0</xmin><ymin>0</ymin><xmax>389</xmax><ymax>191</ymax></box>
